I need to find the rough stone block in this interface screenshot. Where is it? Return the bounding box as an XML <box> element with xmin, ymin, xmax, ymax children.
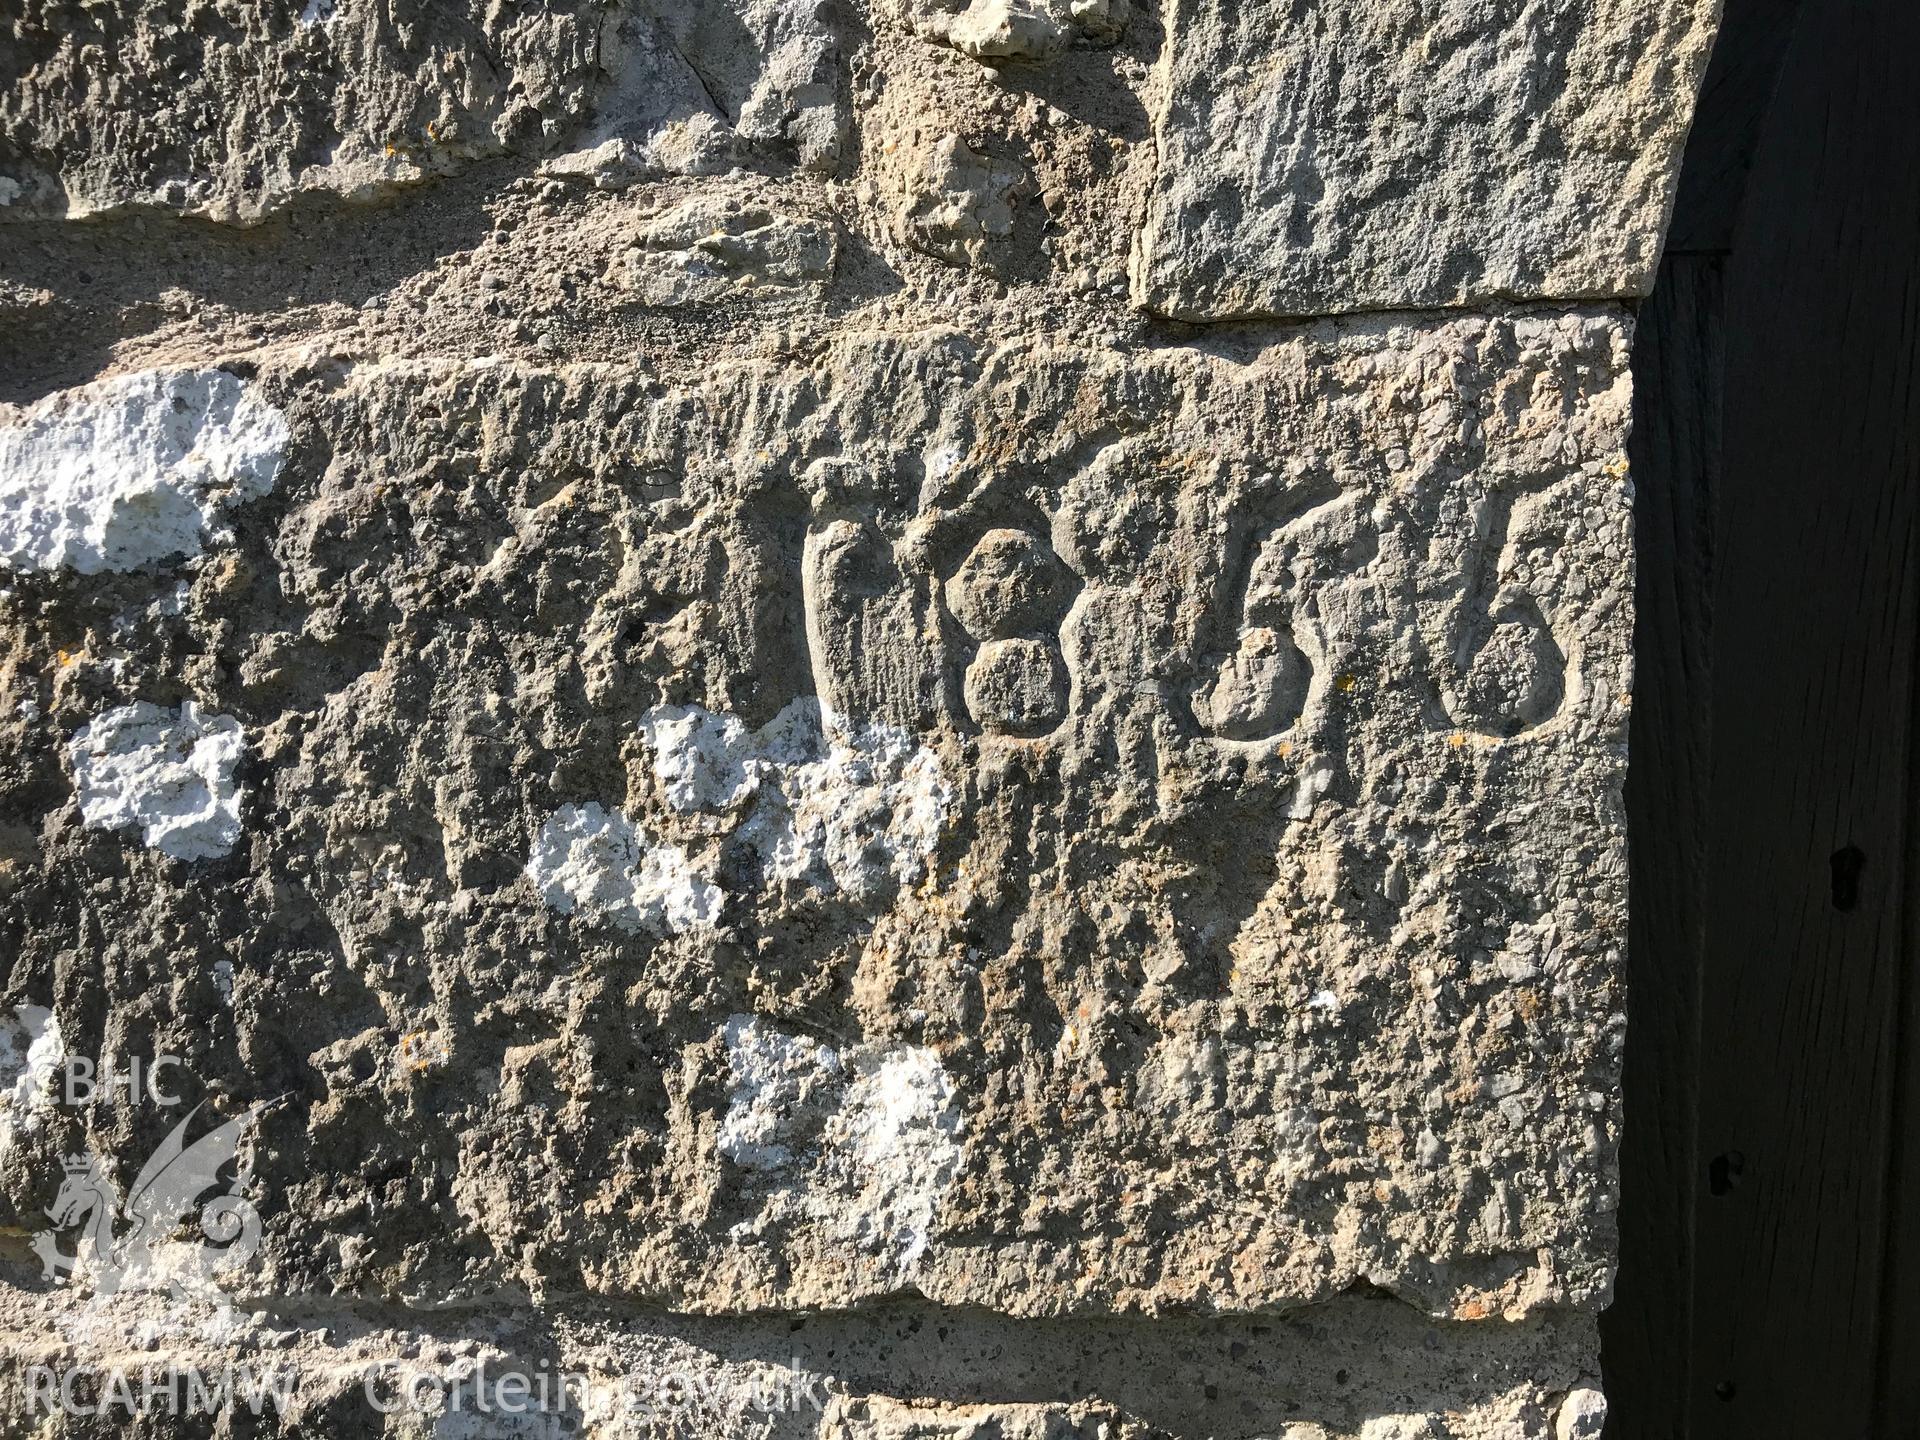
<box><xmin>0</xmin><ymin>0</ymin><xmax>1714</xmax><ymax>1429</ymax></box>
<box><xmin>1134</xmin><ymin>0</ymin><xmax>1720</xmax><ymax>318</ymax></box>
<box><xmin>1</xmin><ymin>306</ymin><xmax>1632</xmax><ymax>1323</ymax></box>
<box><xmin>0</xmin><ymin>0</ymin><xmax>847</xmax><ymax>222</ymax></box>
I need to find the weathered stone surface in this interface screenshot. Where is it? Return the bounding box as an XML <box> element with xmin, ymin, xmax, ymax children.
<box><xmin>0</xmin><ymin>308</ymin><xmax>1632</xmax><ymax>1324</ymax></box>
<box><xmin>622</xmin><ymin>192</ymin><xmax>839</xmax><ymax>304</ymax></box>
<box><xmin>0</xmin><ymin>0</ymin><xmax>850</xmax><ymax>222</ymax></box>
<box><xmin>896</xmin><ymin>0</ymin><xmax>1132</xmax><ymax>63</ymax></box>
<box><xmin>0</xmin><ymin>0</ymin><xmax>1715</xmax><ymax>1431</ymax></box>
<box><xmin>0</xmin><ymin>1285</ymin><xmax>1600</xmax><ymax>1437</ymax></box>
<box><xmin>1135</xmin><ymin>0</ymin><xmax>1720</xmax><ymax>319</ymax></box>
<box><xmin>0</xmin><ymin>1</ymin><xmax>608</xmax><ymax>221</ymax></box>
<box><xmin>896</xmin><ymin>136</ymin><xmax>1029</xmax><ymax>268</ymax></box>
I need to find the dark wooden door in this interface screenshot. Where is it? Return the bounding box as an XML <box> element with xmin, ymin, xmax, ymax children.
<box><xmin>1603</xmin><ymin>0</ymin><xmax>1920</xmax><ymax>1434</ymax></box>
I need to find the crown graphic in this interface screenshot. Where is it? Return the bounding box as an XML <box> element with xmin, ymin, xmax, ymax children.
<box><xmin>60</xmin><ymin>1154</ymin><xmax>93</xmax><ymax>1175</ymax></box>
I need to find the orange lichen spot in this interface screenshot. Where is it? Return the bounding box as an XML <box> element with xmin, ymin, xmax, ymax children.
<box><xmin>1447</xmin><ymin>732</ymin><xmax>1468</xmax><ymax>748</ymax></box>
<box><xmin>1335</xmin><ymin>673</ymin><xmax>1357</xmax><ymax>693</ymax></box>
<box><xmin>398</xmin><ymin>1029</ymin><xmax>443</xmax><ymax>1072</ymax></box>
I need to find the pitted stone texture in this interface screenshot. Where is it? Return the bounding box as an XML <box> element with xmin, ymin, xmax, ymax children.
<box><xmin>0</xmin><ymin>0</ymin><xmax>608</xmax><ymax>222</ymax></box>
<box><xmin>0</xmin><ymin>1006</ymin><xmax>61</xmax><ymax>1155</ymax></box>
<box><xmin>1134</xmin><ymin>0</ymin><xmax>1719</xmax><ymax>319</ymax></box>
<box><xmin>0</xmin><ymin>308</ymin><xmax>1632</xmax><ymax>1322</ymax></box>
<box><xmin>549</xmin><ymin>0</ymin><xmax>849</xmax><ymax>187</ymax></box>
<box><xmin>824</xmin><ymin>1396</ymin><xmax>1125</xmax><ymax>1438</ymax></box>
<box><xmin>0</xmin><ymin>1286</ymin><xmax>1600</xmax><ymax>1439</ymax></box>
<box><xmin>0</xmin><ymin>0</ymin><xmax>849</xmax><ymax>222</ymax></box>
<box><xmin>622</xmin><ymin>194</ymin><xmax>838</xmax><ymax>305</ymax></box>
<box><xmin>896</xmin><ymin>136</ymin><xmax>1028</xmax><ymax>269</ymax></box>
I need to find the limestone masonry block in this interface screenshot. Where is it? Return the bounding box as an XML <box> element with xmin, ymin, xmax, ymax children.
<box><xmin>1135</xmin><ymin>0</ymin><xmax>1721</xmax><ymax>318</ymax></box>
<box><xmin>0</xmin><ymin>0</ymin><xmax>1716</xmax><ymax>1433</ymax></box>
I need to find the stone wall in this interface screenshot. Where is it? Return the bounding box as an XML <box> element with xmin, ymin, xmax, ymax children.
<box><xmin>0</xmin><ymin>1</ymin><xmax>1718</xmax><ymax>1434</ymax></box>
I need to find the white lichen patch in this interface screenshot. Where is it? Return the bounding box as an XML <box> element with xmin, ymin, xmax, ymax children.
<box><xmin>824</xmin><ymin>1046</ymin><xmax>965</xmax><ymax>1272</ymax></box>
<box><xmin>637</xmin><ymin>705</ymin><xmax>759</xmax><ymax>814</ymax></box>
<box><xmin>67</xmin><ymin>701</ymin><xmax>246</xmax><ymax>860</ymax></box>
<box><xmin>526</xmin><ymin>802</ymin><xmax>720</xmax><ymax>936</ymax></box>
<box><xmin>746</xmin><ymin>701</ymin><xmax>951</xmax><ymax>903</ymax></box>
<box><xmin>717</xmin><ymin>1015</ymin><xmax>844</xmax><ymax>1172</ymax></box>
<box><xmin>0</xmin><ymin>368</ymin><xmax>289</xmax><ymax>574</ymax></box>
<box><xmin>641</xmin><ymin>698</ymin><xmax>950</xmax><ymax>906</ymax></box>
<box><xmin>0</xmin><ymin>1005</ymin><xmax>64</xmax><ymax>1154</ymax></box>
<box><xmin>716</xmin><ymin>1016</ymin><xmax>964</xmax><ymax>1275</ymax></box>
